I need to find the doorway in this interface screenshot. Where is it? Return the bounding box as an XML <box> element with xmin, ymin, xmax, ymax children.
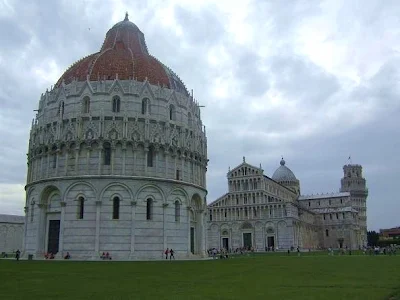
<box><xmin>267</xmin><ymin>236</ymin><xmax>275</xmax><ymax>249</ymax></box>
<box><xmin>222</xmin><ymin>237</ymin><xmax>229</xmax><ymax>250</ymax></box>
<box><xmin>190</xmin><ymin>227</ymin><xmax>195</xmax><ymax>254</ymax></box>
<box><xmin>243</xmin><ymin>233</ymin><xmax>252</xmax><ymax>249</ymax></box>
<box><xmin>47</xmin><ymin>220</ymin><xmax>60</xmax><ymax>254</ymax></box>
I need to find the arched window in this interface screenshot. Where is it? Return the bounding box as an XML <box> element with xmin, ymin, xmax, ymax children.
<box><xmin>78</xmin><ymin>197</ymin><xmax>84</xmax><ymax>219</ymax></box>
<box><xmin>147</xmin><ymin>146</ymin><xmax>154</xmax><ymax>167</ymax></box>
<box><xmin>175</xmin><ymin>200</ymin><xmax>180</xmax><ymax>222</ymax></box>
<box><xmin>112</xmin><ymin>96</ymin><xmax>120</xmax><ymax>113</ymax></box>
<box><xmin>82</xmin><ymin>96</ymin><xmax>90</xmax><ymax>114</ymax></box>
<box><xmin>188</xmin><ymin>112</ymin><xmax>192</xmax><ymax>126</ymax></box>
<box><xmin>104</xmin><ymin>142</ymin><xmax>111</xmax><ymax>165</ymax></box>
<box><xmin>142</xmin><ymin>98</ymin><xmax>150</xmax><ymax>115</ymax></box>
<box><xmin>169</xmin><ymin>104</ymin><xmax>175</xmax><ymax>121</ymax></box>
<box><xmin>113</xmin><ymin>196</ymin><xmax>120</xmax><ymax>219</ymax></box>
<box><xmin>146</xmin><ymin>198</ymin><xmax>153</xmax><ymax>220</ymax></box>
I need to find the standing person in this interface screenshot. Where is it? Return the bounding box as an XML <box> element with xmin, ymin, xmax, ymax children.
<box><xmin>297</xmin><ymin>246</ymin><xmax>300</xmax><ymax>256</ymax></box>
<box><xmin>165</xmin><ymin>248</ymin><xmax>169</xmax><ymax>260</ymax></box>
<box><xmin>169</xmin><ymin>249</ymin><xmax>175</xmax><ymax>260</ymax></box>
<box><xmin>15</xmin><ymin>249</ymin><xmax>21</xmax><ymax>261</ymax></box>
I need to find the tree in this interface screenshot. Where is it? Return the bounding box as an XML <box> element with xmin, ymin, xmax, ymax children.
<box><xmin>367</xmin><ymin>231</ymin><xmax>379</xmax><ymax>246</ymax></box>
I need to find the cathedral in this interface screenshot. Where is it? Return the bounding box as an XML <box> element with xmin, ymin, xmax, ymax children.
<box><xmin>22</xmin><ymin>14</ymin><xmax>208</xmax><ymax>260</ymax></box>
<box><xmin>207</xmin><ymin>158</ymin><xmax>368</xmax><ymax>251</ymax></box>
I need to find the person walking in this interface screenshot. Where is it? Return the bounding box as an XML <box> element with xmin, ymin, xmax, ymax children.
<box><xmin>15</xmin><ymin>249</ymin><xmax>21</xmax><ymax>261</ymax></box>
<box><xmin>165</xmin><ymin>248</ymin><xmax>169</xmax><ymax>260</ymax></box>
<box><xmin>169</xmin><ymin>249</ymin><xmax>175</xmax><ymax>260</ymax></box>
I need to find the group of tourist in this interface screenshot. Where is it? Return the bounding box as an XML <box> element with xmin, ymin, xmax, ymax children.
<box><xmin>364</xmin><ymin>246</ymin><xmax>397</xmax><ymax>255</ymax></box>
<box><xmin>164</xmin><ymin>248</ymin><xmax>175</xmax><ymax>260</ymax></box>
<box><xmin>100</xmin><ymin>252</ymin><xmax>112</xmax><ymax>260</ymax></box>
<box><xmin>207</xmin><ymin>248</ymin><xmax>230</xmax><ymax>259</ymax></box>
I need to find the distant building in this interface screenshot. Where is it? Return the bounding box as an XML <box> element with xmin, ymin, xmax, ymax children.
<box><xmin>0</xmin><ymin>214</ymin><xmax>24</xmax><ymax>253</ymax></box>
<box><xmin>207</xmin><ymin>157</ymin><xmax>368</xmax><ymax>251</ymax></box>
<box><xmin>380</xmin><ymin>227</ymin><xmax>400</xmax><ymax>240</ymax></box>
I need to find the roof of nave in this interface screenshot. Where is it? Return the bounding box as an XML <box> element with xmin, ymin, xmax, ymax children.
<box><xmin>311</xmin><ymin>207</ymin><xmax>358</xmax><ymax>214</ymax></box>
<box><xmin>207</xmin><ymin>193</ymin><xmax>229</xmax><ymax>208</ymax></box>
<box><xmin>56</xmin><ymin>13</ymin><xmax>189</xmax><ymax>96</ymax></box>
<box><xmin>0</xmin><ymin>214</ymin><xmax>25</xmax><ymax>224</ymax></box>
<box><xmin>299</xmin><ymin>192</ymin><xmax>350</xmax><ymax>200</ymax></box>
<box><xmin>227</xmin><ymin>157</ymin><xmax>264</xmax><ymax>177</ymax></box>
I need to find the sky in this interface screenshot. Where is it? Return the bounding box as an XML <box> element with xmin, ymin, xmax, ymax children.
<box><xmin>0</xmin><ymin>0</ymin><xmax>399</xmax><ymax>230</ymax></box>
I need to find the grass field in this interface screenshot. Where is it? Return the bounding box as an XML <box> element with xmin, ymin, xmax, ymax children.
<box><xmin>1</xmin><ymin>253</ymin><xmax>399</xmax><ymax>300</ymax></box>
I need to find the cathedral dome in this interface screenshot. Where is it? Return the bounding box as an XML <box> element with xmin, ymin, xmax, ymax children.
<box><xmin>56</xmin><ymin>13</ymin><xmax>188</xmax><ymax>96</ymax></box>
<box><xmin>272</xmin><ymin>158</ymin><xmax>297</xmax><ymax>182</ymax></box>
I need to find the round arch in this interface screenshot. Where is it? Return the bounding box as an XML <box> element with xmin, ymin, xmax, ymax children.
<box><xmin>39</xmin><ymin>185</ymin><xmax>61</xmax><ymax>205</ymax></box>
<box><xmin>167</xmin><ymin>187</ymin><xmax>189</xmax><ymax>206</ymax></box>
<box><xmin>134</xmin><ymin>184</ymin><xmax>165</xmax><ymax>203</ymax></box>
<box><xmin>64</xmin><ymin>181</ymin><xmax>97</xmax><ymax>201</ymax></box>
<box><xmin>190</xmin><ymin>193</ymin><xmax>204</xmax><ymax>210</ymax></box>
<box><xmin>99</xmin><ymin>182</ymin><xmax>134</xmax><ymax>202</ymax></box>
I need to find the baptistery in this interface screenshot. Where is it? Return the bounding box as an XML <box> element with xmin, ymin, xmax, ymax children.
<box><xmin>23</xmin><ymin>14</ymin><xmax>208</xmax><ymax>260</ymax></box>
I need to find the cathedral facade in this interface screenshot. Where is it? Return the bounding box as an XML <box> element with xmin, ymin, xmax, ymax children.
<box><xmin>207</xmin><ymin>158</ymin><xmax>368</xmax><ymax>251</ymax></box>
<box><xmin>23</xmin><ymin>14</ymin><xmax>208</xmax><ymax>260</ymax></box>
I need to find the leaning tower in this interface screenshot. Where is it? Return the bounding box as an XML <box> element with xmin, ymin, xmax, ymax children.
<box><xmin>23</xmin><ymin>13</ymin><xmax>208</xmax><ymax>260</ymax></box>
<box><xmin>340</xmin><ymin>164</ymin><xmax>368</xmax><ymax>247</ymax></box>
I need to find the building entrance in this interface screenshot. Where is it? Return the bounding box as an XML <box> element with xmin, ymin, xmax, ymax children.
<box><xmin>47</xmin><ymin>220</ymin><xmax>60</xmax><ymax>254</ymax></box>
<box><xmin>243</xmin><ymin>233</ymin><xmax>252</xmax><ymax>249</ymax></box>
<box><xmin>222</xmin><ymin>237</ymin><xmax>229</xmax><ymax>250</ymax></box>
<box><xmin>267</xmin><ymin>236</ymin><xmax>275</xmax><ymax>249</ymax></box>
<box><xmin>190</xmin><ymin>227</ymin><xmax>195</xmax><ymax>254</ymax></box>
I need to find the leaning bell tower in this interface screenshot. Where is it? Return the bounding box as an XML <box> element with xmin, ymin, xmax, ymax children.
<box><xmin>340</xmin><ymin>164</ymin><xmax>368</xmax><ymax>247</ymax></box>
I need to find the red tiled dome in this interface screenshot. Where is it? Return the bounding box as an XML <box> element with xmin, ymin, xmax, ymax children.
<box><xmin>56</xmin><ymin>13</ymin><xmax>188</xmax><ymax>96</ymax></box>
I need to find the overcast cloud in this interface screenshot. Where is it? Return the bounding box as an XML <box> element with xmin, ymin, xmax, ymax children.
<box><xmin>0</xmin><ymin>0</ymin><xmax>399</xmax><ymax>230</ymax></box>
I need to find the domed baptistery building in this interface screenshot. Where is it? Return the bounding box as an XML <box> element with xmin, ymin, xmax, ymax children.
<box><xmin>23</xmin><ymin>13</ymin><xmax>208</xmax><ymax>260</ymax></box>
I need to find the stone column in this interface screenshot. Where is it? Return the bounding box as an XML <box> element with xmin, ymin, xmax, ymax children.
<box><xmin>39</xmin><ymin>154</ymin><xmax>44</xmax><ymax>179</ymax></box>
<box><xmin>94</xmin><ymin>200</ymin><xmax>101</xmax><ymax>258</ymax></box>
<box><xmin>74</xmin><ymin>148</ymin><xmax>79</xmax><ymax>175</ymax></box>
<box><xmin>132</xmin><ymin>146</ymin><xmax>137</xmax><ymax>175</ymax></box>
<box><xmin>163</xmin><ymin>202</ymin><xmax>168</xmax><ymax>251</ymax></box>
<box><xmin>111</xmin><ymin>144</ymin><xmax>115</xmax><ymax>175</ymax></box>
<box><xmin>181</xmin><ymin>155</ymin><xmax>185</xmax><ymax>181</ymax></box>
<box><xmin>54</xmin><ymin>151</ymin><xmax>59</xmax><ymax>177</ymax></box>
<box><xmin>198</xmin><ymin>209</ymin><xmax>206</xmax><ymax>256</ymax></box>
<box><xmin>155</xmin><ymin>146</ymin><xmax>159</xmax><ymax>177</ymax></box>
<box><xmin>165</xmin><ymin>151</ymin><xmax>169</xmax><ymax>178</ymax></box>
<box><xmin>187</xmin><ymin>207</ymin><xmax>192</xmax><ymax>256</ymax></box>
<box><xmin>98</xmin><ymin>145</ymin><xmax>102</xmax><ymax>175</ymax></box>
<box><xmin>122</xmin><ymin>145</ymin><xmax>126</xmax><ymax>175</ymax></box>
<box><xmin>46</xmin><ymin>154</ymin><xmax>50</xmax><ymax>178</ymax></box>
<box><xmin>86</xmin><ymin>146</ymin><xmax>90</xmax><ymax>174</ymax></box>
<box><xmin>129</xmin><ymin>200</ymin><xmax>137</xmax><ymax>259</ymax></box>
<box><xmin>174</xmin><ymin>154</ymin><xmax>177</xmax><ymax>179</ymax></box>
<box><xmin>58</xmin><ymin>201</ymin><xmax>66</xmax><ymax>257</ymax></box>
<box><xmin>22</xmin><ymin>206</ymin><xmax>28</xmax><ymax>256</ymax></box>
<box><xmin>35</xmin><ymin>203</ymin><xmax>46</xmax><ymax>258</ymax></box>
<box><xmin>64</xmin><ymin>151</ymin><xmax>69</xmax><ymax>176</ymax></box>
<box><xmin>144</xmin><ymin>147</ymin><xmax>148</xmax><ymax>176</ymax></box>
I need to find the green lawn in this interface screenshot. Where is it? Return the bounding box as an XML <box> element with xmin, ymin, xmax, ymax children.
<box><xmin>0</xmin><ymin>254</ymin><xmax>399</xmax><ymax>300</ymax></box>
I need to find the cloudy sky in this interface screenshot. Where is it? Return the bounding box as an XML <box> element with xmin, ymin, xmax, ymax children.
<box><xmin>0</xmin><ymin>0</ymin><xmax>399</xmax><ymax>230</ymax></box>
